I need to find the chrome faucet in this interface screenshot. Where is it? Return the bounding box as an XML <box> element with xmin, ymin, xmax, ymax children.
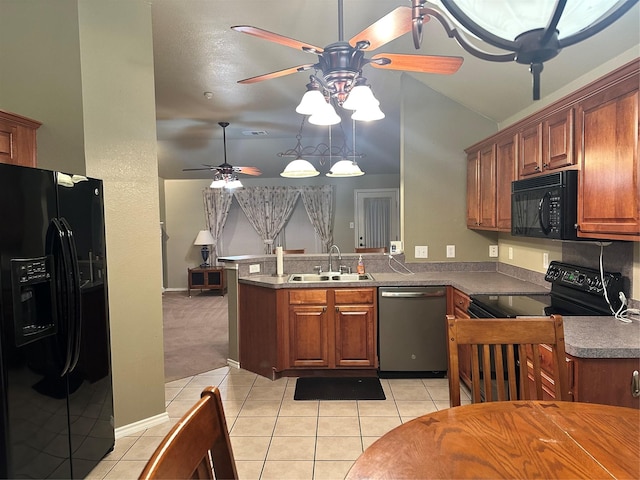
<box><xmin>328</xmin><ymin>244</ymin><xmax>341</xmax><ymax>273</ymax></box>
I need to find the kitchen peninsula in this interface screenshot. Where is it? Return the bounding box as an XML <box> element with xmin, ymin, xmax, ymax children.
<box><xmin>219</xmin><ymin>254</ymin><xmax>640</xmax><ymax>408</ymax></box>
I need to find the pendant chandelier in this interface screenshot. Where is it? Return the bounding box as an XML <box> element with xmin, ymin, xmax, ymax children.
<box><xmin>279</xmin><ymin>117</ymin><xmax>365</xmax><ymax>178</ymax></box>
<box><xmin>411</xmin><ymin>0</ymin><xmax>638</xmax><ymax>99</ymax></box>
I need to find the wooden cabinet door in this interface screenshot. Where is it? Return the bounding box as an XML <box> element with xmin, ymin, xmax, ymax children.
<box><xmin>496</xmin><ymin>134</ymin><xmax>517</xmax><ymax>231</ymax></box>
<box><xmin>334</xmin><ymin>304</ymin><xmax>376</xmax><ymax>368</ymax></box>
<box><xmin>0</xmin><ymin>110</ymin><xmax>40</xmax><ymax>167</ymax></box>
<box><xmin>576</xmin><ymin>73</ymin><xmax>639</xmax><ymax>240</ymax></box>
<box><xmin>478</xmin><ymin>144</ymin><xmax>497</xmax><ymax>229</ymax></box>
<box><xmin>518</xmin><ymin>123</ymin><xmax>543</xmax><ymax>177</ymax></box>
<box><xmin>288</xmin><ymin>305</ymin><xmax>330</xmax><ymax>368</ymax></box>
<box><xmin>466</xmin><ymin>151</ymin><xmax>480</xmax><ymax>227</ymax></box>
<box><xmin>467</xmin><ymin>145</ymin><xmax>497</xmax><ymax>230</ymax></box>
<box><xmin>543</xmin><ymin>107</ymin><xmax>574</xmax><ymax>170</ymax></box>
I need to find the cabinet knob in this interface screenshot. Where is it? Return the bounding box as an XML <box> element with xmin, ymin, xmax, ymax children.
<box><xmin>632</xmin><ymin>370</ymin><xmax>639</xmax><ymax>398</ymax></box>
<box><xmin>534</xmin><ymin>166</ymin><xmax>540</xmax><ymax>171</ymax></box>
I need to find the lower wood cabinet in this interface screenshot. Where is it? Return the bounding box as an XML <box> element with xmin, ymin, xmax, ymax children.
<box><xmin>526</xmin><ymin>344</ymin><xmax>639</xmax><ymax>409</ymax></box>
<box><xmin>238</xmin><ymin>284</ymin><xmax>377</xmax><ymax>378</ymax></box>
<box><xmin>447</xmin><ymin>287</ymin><xmax>472</xmax><ymax>388</ymax></box>
<box><xmin>286</xmin><ymin>288</ymin><xmax>377</xmax><ymax>370</ymax></box>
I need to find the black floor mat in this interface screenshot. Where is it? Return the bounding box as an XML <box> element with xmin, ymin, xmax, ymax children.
<box><xmin>294</xmin><ymin>377</ymin><xmax>386</xmax><ymax>401</ymax></box>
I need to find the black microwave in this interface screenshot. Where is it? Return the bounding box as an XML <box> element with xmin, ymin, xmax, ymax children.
<box><xmin>511</xmin><ymin>170</ymin><xmax>579</xmax><ymax>240</ymax></box>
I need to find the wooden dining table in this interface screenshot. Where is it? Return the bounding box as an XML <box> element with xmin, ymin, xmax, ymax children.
<box><xmin>346</xmin><ymin>401</ymin><xmax>640</xmax><ymax>479</ymax></box>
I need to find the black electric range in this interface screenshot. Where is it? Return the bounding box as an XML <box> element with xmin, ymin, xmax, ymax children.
<box><xmin>469</xmin><ymin>261</ymin><xmax>625</xmax><ymax>319</ymax></box>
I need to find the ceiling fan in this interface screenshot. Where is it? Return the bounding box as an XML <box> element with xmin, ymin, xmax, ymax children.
<box><xmin>182</xmin><ymin>122</ymin><xmax>261</xmax><ymax>183</ymax></box>
<box><xmin>231</xmin><ymin>0</ymin><xmax>463</xmax><ymax>107</ymax></box>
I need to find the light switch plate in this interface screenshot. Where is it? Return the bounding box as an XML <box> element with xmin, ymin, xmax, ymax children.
<box><xmin>446</xmin><ymin>245</ymin><xmax>456</xmax><ymax>258</ymax></box>
<box><xmin>414</xmin><ymin>245</ymin><xmax>428</xmax><ymax>258</ymax></box>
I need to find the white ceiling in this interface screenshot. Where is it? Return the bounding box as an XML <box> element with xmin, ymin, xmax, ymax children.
<box><xmin>151</xmin><ymin>0</ymin><xmax>639</xmax><ymax>180</ymax></box>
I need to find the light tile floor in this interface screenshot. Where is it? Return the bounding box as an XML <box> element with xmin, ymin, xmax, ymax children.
<box><xmin>88</xmin><ymin>367</ymin><xmax>471</xmax><ymax>480</ymax></box>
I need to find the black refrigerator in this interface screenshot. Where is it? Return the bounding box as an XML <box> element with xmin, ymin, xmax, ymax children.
<box><xmin>0</xmin><ymin>163</ymin><xmax>114</xmax><ymax>478</ymax></box>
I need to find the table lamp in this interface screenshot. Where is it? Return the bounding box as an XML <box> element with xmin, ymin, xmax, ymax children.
<box><xmin>194</xmin><ymin>230</ymin><xmax>215</xmax><ymax>267</ymax></box>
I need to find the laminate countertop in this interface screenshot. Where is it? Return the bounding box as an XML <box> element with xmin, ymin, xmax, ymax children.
<box><xmin>238</xmin><ymin>271</ymin><xmax>640</xmax><ymax>359</ymax></box>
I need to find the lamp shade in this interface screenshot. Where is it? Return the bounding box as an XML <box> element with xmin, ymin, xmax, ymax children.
<box><xmin>351</xmin><ymin>103</ymin><xmax>385</xmax><ymax>122</ymax></box>
<box><xmin>225</xmin><ymin>177</ymin><xmax>243</xmax><ymax>189</ymax></box>
<box><xmin>326</xmin><ymin>160</ymin><xmax>365</xmax><ymax>177</ymax></box>
<box><xmin>342</xmin><ymin>84</ymin><xmax>379</xmax><ymax>111</ymax></box>
<box><xmin>296</xmin><ymin>89</ymin><xmax>327</xmax><ymax>115</ymax></box>
<box><xmin>308</xmin><ymin>102</ymin><xmax>341</xmax><ymax>126</ymax></box>
<box><xmin>280</xmin><ymin>158</ymin><xmax>320</xmax><ymax>178</ymax></box>
<box><xmin>210</xmin><ymin>177</ymin><xmax>226</xmax><ymax>188</ymax></box>
<box><xmin>194</xmin><ymin>230</ymin><xmax>215</xmax><ymax>246</ymax></box>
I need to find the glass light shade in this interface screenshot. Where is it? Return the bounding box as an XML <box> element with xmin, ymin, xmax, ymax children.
<box><xmin>194</xmin><ymin>229</ymin><xmax>215</xmax><ymax>246</ymax></box>
<box><xmin>280</xmin><ymin>158</ymin><xmax>320</xmax><ymax>178</ymax></box>
<box><xmin>225</xmin><ymin>177</ymin><xmax>243</xmax><ymax>189</ymax></box>
<box><xmin>436</xmin><ymin>0</ymin><xmax>629</xmax><ymax>41</ymax></box>
<box><xmin>342</xmin><ymin>85</ymin><xmax>379</xmax><ymax>110</ymax></box>
<box><xmin>295</xmin><ymin>89</ymin><xmax>327</xmax><ymax>115</ymax></box>
<box><xmin>308</xmin><ymin>102</ymin><xmax>341</xmax><ymax>125</ymax></box>
<box><xmin>326</xmin><ymin>160</ymin><xmax>365</xmax><ymax>177</ymax></box>
<box><xmin>210</xmin><ymin>177</ymin><xmax>226</xmax><ymax>188</ymax></box>
<box><xmin>351</xmin><ymin>103</ymin><xmax>385</xmax><ymax>122</ymax></box>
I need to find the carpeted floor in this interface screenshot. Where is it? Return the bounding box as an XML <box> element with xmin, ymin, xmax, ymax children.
<box><xmin>162</xmin><ymin>291</ymin><xmax>229</xmax><ymax>382</ymax></box>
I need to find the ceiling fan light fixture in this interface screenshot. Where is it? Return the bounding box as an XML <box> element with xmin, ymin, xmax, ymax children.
<box><xmin>326</xmin><ymin>159</ymin><xmax>365</xmax><ymax>177</ymax></box>
<box><xmin>308</xmin><ymin>101</ymin><xmax>341</xmax><ymax>125</ymax></box>
<box><xmin>342</xmin><ymin>80</ymin><xmax>379</xmax><ymax>111</ymax></box>
<box><xmin>351</xmin><ymin>103</ymin><xmax>385</xmax><ymax>122</ymax></box>
<box><xmin>210</xmin><ymin>175</ymin><xmax>226</xmax><ymax>188</ymax></box>
<box><xmin>280</xmin><ymin>158</ymin><xmax>320</xmax><ymax>178</ymax></box>
<box><xmin>225</xmin><ymin>176</ymin><xmax>243</xmax><ymax>189</ymax></box>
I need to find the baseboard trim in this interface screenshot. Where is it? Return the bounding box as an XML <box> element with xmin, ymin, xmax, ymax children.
<box><xmin>115</xmin><ymin>412</ymin><xmax>170</xmax><ymax>439</ymax></box>
<box><xmin>227</xmin><ymin>358</ymin><xmax>240</xmax><ymax>369</ymax></box>
<box><xmin>163</xmin><ymin>287</ymin><xmax>187</xmax><ymax>292</ymax></box>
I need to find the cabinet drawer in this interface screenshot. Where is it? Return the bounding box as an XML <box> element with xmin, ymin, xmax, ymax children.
<box><xmin>289</xmin><ymin>289</ymin><xmax>327</xmax><ymax>304</ymax></box>
<box><xmin>452</xmin><ymin>289</ymin><xmax>470</xmax><ymax>313</ymax></box>
<box><xmin>334</xmin><ymin>288</ymin><xmax>374</xmax><ymax>305</ymax></box>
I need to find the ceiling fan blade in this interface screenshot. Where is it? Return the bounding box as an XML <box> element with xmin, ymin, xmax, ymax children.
<box><xmin>232</xmin><ymin>25</ymin><xmax>324</xmax><ymax>54</ymax></box>
<box><xmin>182</xmin><ymin>166</ymin><xmax>219</xmax><ymax>172</ymax></box>
<box><xmin>370</xmin><ymin>53</ymin><xmax>463</xmax><ymax>74</ymax></box>
<box><xmin>349</xmin><ymin>6</ymin><xmax>413</xmax><ymax>51</ymax></box>
<box><xmin>238</xmin><ymin>64</ymin><xmax>316</xmax><ymax>84</ymax></box>
<box><xmin>235</xmin><ymin>166</ymin><xmax>262</xmax><ymax>176</ymax></box>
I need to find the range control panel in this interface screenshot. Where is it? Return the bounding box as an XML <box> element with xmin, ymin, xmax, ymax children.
<box><xmin>545</xmin><ymin>261</ymin><xmax>623</xmax><ymax>296</ymax></box>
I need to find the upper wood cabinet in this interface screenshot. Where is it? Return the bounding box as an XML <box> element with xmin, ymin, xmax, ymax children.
<box><xmin>576</xmin><ymin>72</ymin><xmax>639</xmax><ymax>241</ymax></box>
<box><xmin>496</xmin><ymin>133</ymin><xmax>518</xmax><ymax>231</ymax></box>
<box><xmin>466</xmin><ymin>144</ymin><xmax>497</xmax><ymax>230</ymax></box>
<box><xmin>0</xmin><ymin>110</ymin><xmax>41</xmax><ymax>167</ymax></box>
<box><xmin>518</xmin><ymin>107</ymin><xmax>575</xmax><ymax>177</ymax></box>
<box><xmin>465</xmin><ymin>59</ymin><xmax>639</xmax><ymax>240</ymax></box>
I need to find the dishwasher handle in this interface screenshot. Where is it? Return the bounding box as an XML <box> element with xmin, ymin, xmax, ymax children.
<box><xmin>380</xmin><ymin>289</ymin><xmax>446</xmax><ymax>298</ymax></box>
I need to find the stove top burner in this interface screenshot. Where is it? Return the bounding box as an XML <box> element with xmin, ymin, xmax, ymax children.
<box><xmin>469</xmin><ymin>261</ymin><xmax>625</xmax><ymax>319</ymax></box>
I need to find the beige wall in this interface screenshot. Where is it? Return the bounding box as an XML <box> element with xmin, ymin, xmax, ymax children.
<box><xmin>401</xmin><ymin>73</ymin><xmax>499</xmax><ymax>262</ymax></box>
<box><xmin>0</xmin><ymin>0</ymin><xmax>165</xmax><ymax>428</ymax></box>
<box><xmin>162</xmin><ymin>175</ymin><xmax>400</xmax><ymax>290</ymax></box>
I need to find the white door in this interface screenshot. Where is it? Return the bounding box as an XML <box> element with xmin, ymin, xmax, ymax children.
<box><xmin>354</xmin><ymin>189</ymin><xmax>399</xmax><ymax>249</ymax></box>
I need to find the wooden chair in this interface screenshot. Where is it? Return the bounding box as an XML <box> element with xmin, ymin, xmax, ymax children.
<box><xmin>355</xmin><ymin>247</ymin><xmax>387</xmax><ymax>253</ymax></box>
<box><xmin>272</xmin><ymin>248</ymin><xmax>305</xmax><ymax>254</ymax></box>
<box><xmin>446</xmin><ymin>314</ymin><xmax>569</xmax><ymax>407</ymax></box>
<box><xmin>139</xmin><ymin>386</ymin><xmax>238</xmax><ymax>480</ymax></box>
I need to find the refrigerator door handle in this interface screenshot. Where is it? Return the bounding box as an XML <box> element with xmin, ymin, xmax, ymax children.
<box><xmin>60</xmin><ymin>218</ymin><xmax>82</xmax><ymax>373</ymax></box>
<box><xmin>46</xmin><ymin>218</ymin><xmax>75</xmax><ymax>377</ymax></box>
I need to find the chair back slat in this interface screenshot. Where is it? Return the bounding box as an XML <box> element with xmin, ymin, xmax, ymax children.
<box><xmin>139</xmin><ymin>386</ymin><xmax>238</xmax><ymax>480</ymax></box>
<box><xmin>446</xmin><ymin>314</ymin><xmax>569</xmax><ymax>407</ymax></box>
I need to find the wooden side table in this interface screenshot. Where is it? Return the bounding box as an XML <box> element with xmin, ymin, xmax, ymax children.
<box><xmin>188</xmin><ymin>267</ymin><xmax>226</xmax><ymax>296</ymax></box>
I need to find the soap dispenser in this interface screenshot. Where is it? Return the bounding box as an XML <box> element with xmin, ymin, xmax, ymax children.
<box><xmin>357</xmin><ymin>255</ymin><xmax>365</xmax><ymax>274</ymax></box>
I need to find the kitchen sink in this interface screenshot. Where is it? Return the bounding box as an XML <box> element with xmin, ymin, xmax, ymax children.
<box><xmin>288</xmin><ymin>272</ymin><xmax>375</xmax><ymax>283</ymax></box>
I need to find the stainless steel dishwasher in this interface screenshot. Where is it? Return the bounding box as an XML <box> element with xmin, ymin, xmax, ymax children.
<box><xmin>378</xmin><ymin>286</ymin><xmax>447</xmax><ymax>377</ymax></box>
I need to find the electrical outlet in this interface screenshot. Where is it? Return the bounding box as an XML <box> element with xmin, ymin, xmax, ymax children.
<box><xmin>489</xmin><ymin>245</ymin><xmax>499</xmax><ymax>257</ymax></box>
<box><xmin>414</xmin><ymin>245</ymin><xmax>428</xmax><ymax>258</ymax></box>
<box><xmin>446</xmin><ymin>245</ymin><xmax>456</xmax><ymax>258</ymax></box>
<box><xmin>508</xmin><ymin>247</ymin><xmax>513</xmax><ymax>260</ymax></box>
<box><xmin>390</xmin><ymin>241</ymin><xmax>403</xmax><ymax>254</ymax></box>
<box><xmin>543</xmin><ymin>252</ymin><xmax>549</xmax><ymax>269</ymax></box>
<box><xmin>249</xmin><ymin>264</ymin><xmax>260</xmax><ymax>274</ymax></box>
<box><xmin>349</xmin><ymin>221</ymin><xmax>354</xmax><ymax>229</ymax></box>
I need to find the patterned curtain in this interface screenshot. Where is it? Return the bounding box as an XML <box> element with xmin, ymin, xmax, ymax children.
<box><xmin>299</xmin><ymin>185</ymin><xmax>334</xmax><ymax>252</ymax></box>
<box><xmin>202</xmin><ymin>188</ymin><xmax>233</xmax><ymax>263</ymax></box>
<box><xmin>233</xmin><ymin>186</ymin><xmax>300</xmax><ymax>253</ymax></box>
